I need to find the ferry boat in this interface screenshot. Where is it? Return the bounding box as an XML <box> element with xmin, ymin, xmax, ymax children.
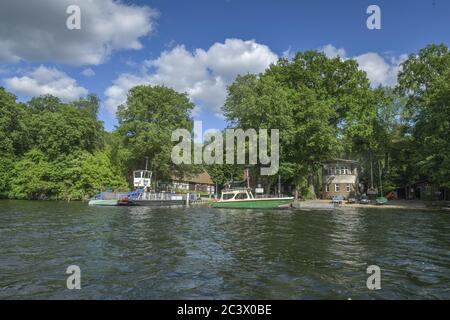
<box><xmin>88</xmin><ymin>169</ymin><xmax>192</xmax><ymax>207</ymax></box>
<box><xmin>212</xmin><ymin>188</ymin><xmax>293</xmax><ymax>209</ymax></box>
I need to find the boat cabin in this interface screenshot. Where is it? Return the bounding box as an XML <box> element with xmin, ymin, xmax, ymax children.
<box><xmin>133</xmin><ymin>170</ymin><xmax>152</xmax><ymax>188</ymax></box>
<box><xmin>220</xmin><ymin>189</ymin><xmax>255</xmax><ymax>201</ymax></box>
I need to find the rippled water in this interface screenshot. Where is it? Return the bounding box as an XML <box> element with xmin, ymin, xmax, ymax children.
<box><xmin>0</xmin><ymin>200</ymin><xmax>449</xmax><ymax>299</ymax></box>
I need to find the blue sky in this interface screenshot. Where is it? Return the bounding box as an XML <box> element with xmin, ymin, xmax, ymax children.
<box><xmin>0</xmin><ymin>0</ymin><xmax>448</xmax><ymax>131</ymax></box>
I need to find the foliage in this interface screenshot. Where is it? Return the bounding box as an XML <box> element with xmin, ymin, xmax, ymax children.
<box><xmin>1</xmin><ymin>91</ymin><xmax>126</xmax><ymax>200</ymax></box>
<box><xmin>223</xmin><ymin>51</ymin><xmax>373</xmax><ymax>197</ymax></box>
<box><xmin>1</xmin><ymin>44</ymin><xmax>449</xmax><ymax>201</ymax></box>
<box><xmin>396</xmin><ymin>44</ymin><xmax>450</xmax><ymax>188</ymax></box>
<box><xmin>116</xmin><ymin>85</ymin><xmax>196</xmax><ymax>181</ymax></box>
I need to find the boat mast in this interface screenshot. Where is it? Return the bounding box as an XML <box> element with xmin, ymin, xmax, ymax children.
<box><xmin>278</xmin><ymin>174</ymin><xmax>281</xmax><ymax>197</ymax></box>
<box><xmin>378</xmin><ymin>159</ymin><xmax>383</xmax><ymax>197</ymax></box>
<box><xmin>370</xmin><ymin>152</ymin><xmax>374</xmax><ymax>190</ymax></box>
<box><xmin>246</xmin><ymin>168</ymin><xmax>250</xmax><ymax>189</ymax></box>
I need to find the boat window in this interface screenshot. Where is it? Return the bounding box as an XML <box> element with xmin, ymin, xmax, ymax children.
<box><xmin>222</xmin><ymin>193</ymin><xmax>235</xmax><ymax>200</ymax></box>
<box><xmin>134</xmin><ymin>172</ymin><xmax>141</xmax><ymax>178</ymax></box>
<box><xmin>144</xmin><ymin>171</ymin><xmax>150</xmax><ymax>178</ymax></box>
<box><xmin>235</xmin><ymin>193</ymin><xmax>248</xmax><ymax>200</ymax></box>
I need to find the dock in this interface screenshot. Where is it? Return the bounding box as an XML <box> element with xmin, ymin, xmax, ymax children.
<box><xmin>292</xmin><ymin>200</ymin><xmax>337</xmax><ymax>210</ymax></box>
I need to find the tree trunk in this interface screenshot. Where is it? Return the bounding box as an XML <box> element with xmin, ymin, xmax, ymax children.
<box><xmin>307</xmin><ymin>171</ymin><xmax>316</xmax><ymax>200</ymax></box>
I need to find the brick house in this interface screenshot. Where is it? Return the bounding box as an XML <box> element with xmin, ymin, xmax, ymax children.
<box><xmin>322</xmin><ymin>159</ymin><xmax>359</xmax><ymax>200</ymax></box>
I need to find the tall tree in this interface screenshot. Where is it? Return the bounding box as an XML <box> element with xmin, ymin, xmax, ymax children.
<box><xmin>116</xmin><ymin>85</ymin><xmax>195</xmax><ymax>181</ymax></box>
<box><xmin>0</xmin><ymin>88</ymin><xmax>29</xmax><ymax>197</ymax></box>
<box><xmin>224</xmin><ymin>51</ymin><xmax>373</xmax><ymax>197</ymax></box>
<box><xmin>396</xmin><ymin>44</ymin><xmax>450</xmax><ymax>188</ymax></box>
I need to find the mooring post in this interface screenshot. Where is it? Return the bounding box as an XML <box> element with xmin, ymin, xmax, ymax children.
<box><xmin>186</xmin><ymin>192</ymin><xmax>190</xmax><ymax>206</ymax></box>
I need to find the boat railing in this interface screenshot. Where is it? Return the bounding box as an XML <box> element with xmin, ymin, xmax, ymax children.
<box><xmin>137</xmin><ymin>192</ymin><xmax>185</xmax><ymax>201</ymax></box>
<box><xmin>96</xmin><ymin>191</ymin><xmax>129</xmax><ymax>200</ymax></box>
<box><xmin>254</xmin><ymin>193</ymin><xmax>291</xmax><ymax>199</ymax></box>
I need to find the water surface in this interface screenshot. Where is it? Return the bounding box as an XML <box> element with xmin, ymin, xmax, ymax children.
<box><xmin>0</xmin><ymin>200</ymin><xmax>449</xmax><ymax>299</ymax></box>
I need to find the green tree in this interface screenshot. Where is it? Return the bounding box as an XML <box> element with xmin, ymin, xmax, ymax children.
<box><xmin>0</xmin><ymin>88</ymin><xmax>29</xmax><ymax>156</ymax></box>
<box><xmin>9</xmin><ymin>149</ymin><xmax>61</xmax><ymax>200</ymax></box>
<box><xmin>0</xmin><ymin>88</ymin><xmax>29</xmax><ymax>197</ymax></box>
<box><xmin>60</xmin><ymin>150</ymin><xmax>128</xmax><ymax>200</ymax></box>
<box><xmin>397</xmin><ymin>44</ymin><xmax>450</xmax><ymax>188</ymax></box>
<box><xmin>27</xmin><ymin>97</ymin><xmax>104</xmax><ymax>160</ymax></box>
<box><xmin>224</xmin><ymin>51</ymin><xmax>373</xmax><ymax>198</ymax></box>
<box><xmin>116</xmin><ymin>85</ymin><xmax>195</xmax><ymax>181</ymax></box>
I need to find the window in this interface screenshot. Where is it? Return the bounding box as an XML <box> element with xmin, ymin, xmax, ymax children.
<box><xmin>222</xmin><ymin>193</ymin><xmax>235</xmax><ymax>200</ymax></box>
<box><xmin>235</xmin><ymin>193</ymin><xmax>248</xmax><ymax>200</ymax></box>
<box><xmin>346</xmin><ymin>184</ymin><xmax>351</xmax><ymax>192</ymax></box>
<box><xmin>325</xmin><ymin>184</ymin><xmax>329</xmax><ymax>192</ymax></box>
<box><xmin>335</xmin><ymin>184</ymin><xmax>340</xmax><ymax>192</ymax></box>
<box><xmin>134</xmin><ymin>172</ymin><xmax>141</xmax><ymax>178</ymax></box>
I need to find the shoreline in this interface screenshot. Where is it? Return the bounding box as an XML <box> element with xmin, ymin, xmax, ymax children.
<box><xmin>294</xmin><ymin>199</ymin><xmax>450</xmax><ymax>211</ymax></box>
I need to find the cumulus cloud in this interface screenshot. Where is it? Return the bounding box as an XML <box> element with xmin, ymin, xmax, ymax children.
<box><xmin>4</xmin><ymin>65</ymin><xmax>88</xmax><ymax>101</ymax></box>
<box><xmin>0</xmin><ymin>0</ymin><xmax>157</xmax><ymax>65</ymax></box>
<box><xmin>355</xmin><ymin>53</ymin><xmax>408</xmax><ymax>87</ymax></box>
<box><xmin>320</xmin><ymin>44</ymin><xmax>407</xmax><ymax>87</ymax></box>
<box><xmin>321</xmin><ymin>44</ymin><xmax>346</xmax><ymax>59</ymax></box>
<box><xmin>81</xmin><ymin>68</ymin><xmax>95</xmax><ymax>77</ymax></box>
<box><xmin>104</xmin><ymin>38</ymin><xmax>278</xmax><ymax>115</ymax></box>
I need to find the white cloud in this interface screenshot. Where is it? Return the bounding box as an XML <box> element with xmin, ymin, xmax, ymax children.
<box><xmin>104</xmin><ymin>38</ymin><xmax>278</xmax><ymax>115</ymax></box>
<box><xmin>282</xmin><ymin>46</ymin><xmax>294</xmax><ymax>59</ymax></box>
<box><xmin>81</xmin><ymin>68</ymin><xmax>95</xmax><ymax>77</ymax></box>
<box><xmin>355</xmin><ymin>53</ymin><xmax>407</xmax><ymax>87</ymax></box>
<box><xmin>4</xmin><ymin>65</ymin><xmax>88</xmax><ymax>101</ymax></box>
<box><xmin>0</xmin><ymin>0</ymin><xmax>157</xmax><ymax>65</ymax></box>
<box><xmin>195</xmin><ymin>39</ymin><xmax>278</xmax><ymax>82</ymax></box>
<box><xmin>321</xmin><ymin>44</ymin><xmax>346</xmax><ymax>59</ymax></box>
<box><xmin>320</xmin><ymin>44</ymin><xmax>407</xmax><ymax>87</ymax></box>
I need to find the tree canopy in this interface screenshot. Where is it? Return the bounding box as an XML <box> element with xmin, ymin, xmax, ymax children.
<box><xmin>0</xmin><ymin>43</ymin><xmax>448</xmax><ymax>201</ymax></box>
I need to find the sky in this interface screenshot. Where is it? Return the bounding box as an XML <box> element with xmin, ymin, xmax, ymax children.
<box><xmin>0</xmin><ymin>0</ymin><xmax>449</xmax><ymax>131</ymax></box>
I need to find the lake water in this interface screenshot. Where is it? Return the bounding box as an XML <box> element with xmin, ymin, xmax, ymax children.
<box><xmin>0</xmin><ymin>200</ymin><xmax>449</xmax><ymax>299</ymax></box>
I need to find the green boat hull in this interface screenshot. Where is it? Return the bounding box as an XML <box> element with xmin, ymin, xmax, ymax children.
<box><xmin>212</xmin><ymin>198</ymin><xmax>293</xmax><ymax>209</ymax></box>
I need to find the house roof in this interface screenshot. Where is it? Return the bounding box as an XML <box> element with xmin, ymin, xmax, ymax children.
<box><xmin>171</xmin><ymin>171</ymin><xmax>214</xmax><ymax>185</ymax></box>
